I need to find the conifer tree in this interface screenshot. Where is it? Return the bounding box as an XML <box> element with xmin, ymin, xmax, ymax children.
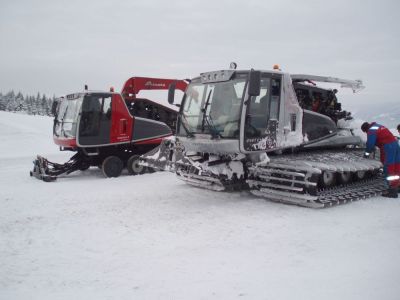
<box><xmin>15</xmin><ymin>92</ymin><xmax>24</xmax><ymax>112</ymax></box>
<box><xmin>5</xmin><ymin>90</ymin><xmax>16</xmax><ymax>111</ymax></box>
<box><xmin>26</xmin><ymin>95</ymin><xmax>33</xmax><ymax>115</ymax></box>
<box><xmin>0</xmin><ymin>90</ymin><xmax>56</xmax><ymax>116</ymax></box>
<box><xmin>0</xmin><ymin>92</ymin><xmax>5</xmax><ymax>111</ymax></box>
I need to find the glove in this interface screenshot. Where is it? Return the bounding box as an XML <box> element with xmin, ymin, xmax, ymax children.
<box><xmin>363</xmin><ymin>152</ymin><xmax>370</xmax><ymax>159</ymax></box>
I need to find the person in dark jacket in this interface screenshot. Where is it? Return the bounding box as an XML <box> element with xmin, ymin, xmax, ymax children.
<box><xmin>361</xmin><ymin>122</ymin><xmax>400</xmax><ymax>198</ymax></box>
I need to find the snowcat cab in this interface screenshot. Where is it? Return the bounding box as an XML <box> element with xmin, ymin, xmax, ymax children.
<box><xmin>31</xmin><ymin>77</ymin><xmax>188</xmax><ymax>181</ymax></box>
<box><xmin>160</xmin><ymin>68</ymin><xmax>363</xmax><ymax>157</ymax></box>
<box><xmin>142</xmin><ymin>67</ymin><xmax>385</xmax><ymax>208</ymax></box>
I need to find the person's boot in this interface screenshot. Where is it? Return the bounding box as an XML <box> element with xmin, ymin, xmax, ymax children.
<box><xmin>382</xmin><ymin>187</ymin><xmax>398</xmax><ymax>198</ymax></box>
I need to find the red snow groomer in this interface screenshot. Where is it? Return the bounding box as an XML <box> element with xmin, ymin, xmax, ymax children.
<box><xmin>30</xmin><ymin>77</ymin><xmax>188</xmax><ymax>181</ymax></box>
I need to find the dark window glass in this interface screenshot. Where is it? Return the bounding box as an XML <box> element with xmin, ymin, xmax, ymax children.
<box><xmin>244</xmin><ymin>76</ymin><xmax>281</xmax><ymax>151</ymax></box>
<box><xmin>78</xmin><ymin>94</ymin><xmax>112</xmax><ymax>145</ymax></box>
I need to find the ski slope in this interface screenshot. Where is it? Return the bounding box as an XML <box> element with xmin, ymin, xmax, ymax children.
<box><xmin>0</xmin><ymin>111</ymin><xmax>399</xmax><ymax>300</ymax></box>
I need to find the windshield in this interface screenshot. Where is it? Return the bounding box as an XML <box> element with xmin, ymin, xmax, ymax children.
<box><xmin>54</xmin><ymin>97</ymin><xmax>83</xmax><ymax>138</ymax></box>
<box><xmin>179</xmin><ymin>76</ymin><xmax>246</xmax><ymax>138</ymax></box>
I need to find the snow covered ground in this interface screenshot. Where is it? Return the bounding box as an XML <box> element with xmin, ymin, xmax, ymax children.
<box><xmin>0</xmin><ymin>111</ymin><xmax>400</xmax><ymax>300</ymax></box>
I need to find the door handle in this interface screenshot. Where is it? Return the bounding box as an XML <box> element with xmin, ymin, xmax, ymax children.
<box><xmin>120</xmin><ymin>119</ymin><xmax>127</xmax><ymax>134</ymax></box>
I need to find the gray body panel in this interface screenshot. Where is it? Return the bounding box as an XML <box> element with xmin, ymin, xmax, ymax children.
<box><xmin>303</xmin><ymin>132</ymin><xmax>362</xmax><ymax>148</ymax></box>
<box><xmin>132</xmin><ymin>117</ymin><xmax>172</xmax><ymax>142</ymax></box>
<box><xmin>177</xmin><ymin>135</ymin><xmax>240</xmax><ymax>155</ymax></box>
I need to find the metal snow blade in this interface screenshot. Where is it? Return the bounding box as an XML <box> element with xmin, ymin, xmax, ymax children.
<box><xmin>139</xmin><ymin>138</ymin><xmax>177</xmax><ymax>172</ymax></box>
<box><xmin>30</xmin><ymin>156</ymin><xmax>57</xmax><ymax>182</ymax></box>
<box><xmin>30</xmin><ymin>153</ymin><xmax>88</xmax><ymax>182</ymax></box>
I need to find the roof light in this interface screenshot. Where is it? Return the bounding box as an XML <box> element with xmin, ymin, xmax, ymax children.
<box><xmin>273</xmin><ymin>64</ymin><xmax>281</xmax><ymax>70</ymax></box>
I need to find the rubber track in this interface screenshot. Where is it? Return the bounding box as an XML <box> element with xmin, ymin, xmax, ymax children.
<box><xmin>250</xmin><ymin>177</ymin><xmax>386</xmax><ymax>208</ymax></box>
<box><xmin>174</xmin><ymin>149</ymin><xmax>386</xmax><ymax>208</ymax></box>
<box><xmin>248</xmin><ymin>149</ymin><xmax>385</xmax><ymax>208</ymax></box>
<box><xmin>176</xmin><ymin>170</ymin><xmax>225</xmax><ymax>191</ymax></box>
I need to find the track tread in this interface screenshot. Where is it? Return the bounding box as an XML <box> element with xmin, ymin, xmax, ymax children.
<box><xmin>248</xmin><ymin>149</ymin><xmax>385</xmax><ymax>208</ymax></box>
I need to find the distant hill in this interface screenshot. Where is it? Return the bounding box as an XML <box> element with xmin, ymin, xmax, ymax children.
<box><xmin>348</xmin><ymin>101</ymin><xmax>400</xmax><ymax>130</ymax></box>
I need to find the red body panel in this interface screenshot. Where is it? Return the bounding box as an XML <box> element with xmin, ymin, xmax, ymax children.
<box><xmin>109</xmin><ymin>93</ymin><xmax>173</xmax><ymax>145</ymax></box>
<box><xmin>110</xmin><ymin>94</ymin><xmax>134</xmax><ymax>144</ymax></box>
<box><xmin>122</xmin><ymin>77</ymin><xmax>188</xmax><ymax>99</ymax></box>
<box><xmin>53</xmin><ymin>137</ymin><xmax>77</xmax><ymax>148</ymax></box>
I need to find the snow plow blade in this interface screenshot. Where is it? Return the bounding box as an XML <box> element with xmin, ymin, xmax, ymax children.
<box><xmin>30</xmin><ymin>156</ymin><xmax>58</xmax><ymax>182</ymax></box>
<box><xmin>30</xmin><ymin>153</ymin><xmax>87</xmax><ymax>182</ymax></box>
<box><xmin>139</xmin><ymin>138</ymin><xmax>177</xmax><ymax>172</ymax></box>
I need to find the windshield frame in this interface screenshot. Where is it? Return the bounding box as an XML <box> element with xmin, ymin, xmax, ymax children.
<box><xmin>177</xmin><ymin>72</ymin><xmax>248</xmax><ymax>139</ymax></box>
<box><xmin>54</xmin><ymin>95</ymin><xmax>83</xmax><ymax>138</ymax></box>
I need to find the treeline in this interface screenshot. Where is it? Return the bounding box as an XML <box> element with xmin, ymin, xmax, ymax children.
<box><xmin>0</xmin><ymin>90</ymin><xmax>56</xmax><ymax>116</ymax></box>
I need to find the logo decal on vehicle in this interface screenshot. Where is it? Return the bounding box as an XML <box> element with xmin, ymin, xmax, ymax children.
<box><xmin>145</xmin><ymin>81</ymin><xmax>166</xmax><ymax>88</ymax></box>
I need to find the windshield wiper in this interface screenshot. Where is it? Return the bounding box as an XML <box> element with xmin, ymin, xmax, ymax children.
<box><xmin>200</xmin><ymin>90</ymin><xmax>221</xmax><ymax>138</ymax></box>
<box><xmin>59</xmin><ymin>107</ymin><xmax>68</xmax><ymax>122</ymax></box>
<box><xmin>179</xmin><ymin>113</ymin><xmax>194</xmax><ymax>137</ymax></box>
<box><xmin>204</xmin><ymin>114</ymin><xmax>221</xmax><ymax>138</ymax></box>
<box><xmin>201</xmin><ymin>90</ymin><xmax>212</xmax><ymax>132</ymax></box>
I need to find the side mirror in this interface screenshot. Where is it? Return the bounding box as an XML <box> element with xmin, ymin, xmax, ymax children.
<box><xmin>168</xmin><ymin>83</ymin><xmax>176</xmax><ymax>105</ymax></box>
<box><xmin>248</xmin><ymin>70</ymin><xmax>261</xmax><ymax>96</ymax></box>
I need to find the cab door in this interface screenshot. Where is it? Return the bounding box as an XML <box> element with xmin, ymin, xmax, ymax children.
<box><xmin>109</xmin><ymin>94</ymin><xmax>133</xmax><ymax>144</ymax></box>
<box><xmin>241</xmin><ymin>74</ymin><xmax>281</xmax><ymax>152</ymax></box>
<box><xmin>77</xmin><ymin>93</ymin><xmax>112</xmax><ymax>146</ymax></box>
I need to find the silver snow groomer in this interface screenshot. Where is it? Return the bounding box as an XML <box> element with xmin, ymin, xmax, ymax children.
<box><xmin>142</xmin><ymin>64</ymin><xmax>384</xmax><ymax>208</ymax></box>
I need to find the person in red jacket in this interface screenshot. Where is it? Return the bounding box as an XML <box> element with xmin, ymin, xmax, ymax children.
<box><xmin>361</xmin><ymin>122</ymin><xmax>400</xmax><ymax>198</ymax></box>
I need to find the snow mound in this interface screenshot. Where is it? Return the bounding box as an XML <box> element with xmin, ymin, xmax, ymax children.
<box><xmin>0</xmin><ymin>111</ymin><xmax>399</xmax><ymax>300</ymax></box>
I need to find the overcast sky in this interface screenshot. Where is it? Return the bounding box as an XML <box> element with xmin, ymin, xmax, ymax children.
<box><xmin>0</xmin><ymin>0</ymin><xmax>399</xmax><ymax>110</ymax></box>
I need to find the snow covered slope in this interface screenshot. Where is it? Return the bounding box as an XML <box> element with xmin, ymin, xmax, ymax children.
<box><xmin>351</xmin><ymin>100</ymin><xmax>400</xmax><ymax>131</ymax></box>
<box><xmin>0</xmin><ymin>111</ymin><xmax>400</xmax><ymax>300</ymax></box>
